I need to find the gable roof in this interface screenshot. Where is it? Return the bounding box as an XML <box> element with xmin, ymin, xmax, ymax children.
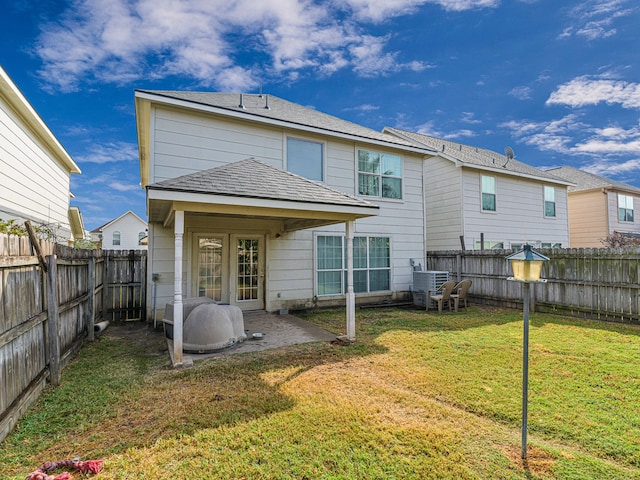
<box><xmin>148</xmin><ymin>158</ymin><xmax>375</xmax><ymax>209</ymax></box>
<box><xmin>135</xmin><ymin>91</ymin><xmax>434</xmax><ymax>188</ymax></box>
<box><xmin>138</xmin><ymin>90</ymin><xmax>425</xmax><ymax>148</ymax></box>
<box><xmin>546</xmin><ymin>166</ymin><xmax>640</xmax><ymax>195</ymax></box>
<box><xmin>91</xmin><ymin>210</ymin><xmax>147</xmax><ymax>233</ymax></box>
<box><xmin>0</xmin><ymin>66</ymin><xmax>80</xmax><ymax>175</ymax></box>
<box><xmin>383</xmin><ymin>127</ymin><xmax>572</xmax><ymax>185</ymax></box>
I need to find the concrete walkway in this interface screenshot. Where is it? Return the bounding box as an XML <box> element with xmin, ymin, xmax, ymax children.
<box><xmin>167</xmin><ymin>310</ymin><xmax>336</xmax><ymax>367</ymax></box>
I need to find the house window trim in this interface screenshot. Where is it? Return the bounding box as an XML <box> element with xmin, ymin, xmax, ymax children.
<box><xmin>112</xmin><ymin>231</ymin><xmax>121</xmax><ymax>246</ymax></box>
<box><xmin>544</xmin><ymin>185</ymin><xmax>556</xmax><ymax>218</ymax></box>
<box><xmin>314</xmin><ymin>233</ymin><xmax>392</xmax><ymax>297</ymax></box>
<box><xmin>618</xmin><ymin>193</ymin><xmax>634</xmax><ymax>223</ymax></box>
<box><xmin>285</xmin><ymin>135</ymin><xmax>326</xmax><ymax>182</ymax></box>
<box><xmin>356</xmin><ymin>147</ymin><xmax>404</xmax><ymax>201</ymax></box>
<box><xmin>481</xmin><ymin>174</ymin><xmax>497</xmax><ymax>213</ymax></box>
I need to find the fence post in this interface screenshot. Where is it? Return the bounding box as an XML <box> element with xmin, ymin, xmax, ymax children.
<box><xmin>87</xmin><ymin>254</ymin><xmax>96</xmax><ymax>341</ymax></box>
<box><xmin>102</xmin><ymin>251</ymin><xmax>110</xmax><ymax>323</ymax></box>
<box><xmin>46</xmin><ymin>255</ymin><xmax>61</xmax><ymax>386</ymax></box>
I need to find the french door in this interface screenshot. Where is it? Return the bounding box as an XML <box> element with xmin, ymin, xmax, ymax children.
<box><xmin>194</xmin><ymin>234</ymin><xmax>264</xmax><ymax>310</ymax></box>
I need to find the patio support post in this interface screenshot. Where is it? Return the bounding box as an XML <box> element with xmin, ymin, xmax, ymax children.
<box><xmin>173</xmin><ymin>210</ymin><xmax>185</xmax><ymax>366</ymax></box>
<box><xmin>346</xmin><ymin>220</ymin><xmax>355</xmax><ymax>340</ymax></box>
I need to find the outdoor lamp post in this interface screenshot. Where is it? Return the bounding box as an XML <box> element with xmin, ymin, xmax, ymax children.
<box><xmin>505</xmin><ymin>244</ymin><xmax>549</xmax><ymax>459</ymax></box>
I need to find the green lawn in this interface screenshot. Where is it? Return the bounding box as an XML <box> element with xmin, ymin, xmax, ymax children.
<box><xmin>1</xmin><ymin>307</ymin><xmax>639</xmax><ymax>479</ymax></box>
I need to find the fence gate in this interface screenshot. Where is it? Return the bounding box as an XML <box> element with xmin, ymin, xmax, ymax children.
<box><xmin>103</xmin><ymin>250</ymin><xmax>147</xmax><ymax>322</ymax></box>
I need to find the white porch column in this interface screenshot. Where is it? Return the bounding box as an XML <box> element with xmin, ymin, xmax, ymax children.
<box><xmin>173</xmin><ymin>210</ymin><xmax>185</xmax><ymax>366</ymax></box>
<box><xmin>345</xmin><ymin>220</ymin><xmax>356</xmax><ymax>340</ymax></box>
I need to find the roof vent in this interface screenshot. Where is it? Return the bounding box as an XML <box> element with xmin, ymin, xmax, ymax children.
<box><xmin>238</xmin><ymin>93</ymin><xmax>245</xmax><ymax>109</ymax></box>
<box><xmin>264</xmin><ymin>94</ymin><xmax>270</xmax><ymax>110</ymax></box>
<box><xmin>442</xmin><ymin>144</ymin><xmax>445</xmax><ymax>152</ymax></box>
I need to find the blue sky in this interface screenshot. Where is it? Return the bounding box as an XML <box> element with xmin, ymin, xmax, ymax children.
<box><xmin>2</xmin><ymin>0</ymin><xmax>639</xmax><ymax>231</ymax></box>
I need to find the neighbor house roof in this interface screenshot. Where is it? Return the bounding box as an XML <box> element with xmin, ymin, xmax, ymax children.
<box><xmin>148</xmin><ymin>158</ymin><xmax>376</xmax><ymax>209</ymax></box>
<box><xmin>383</xmin><ymin>127</ymin><xmax>572</xmax><ymax>185</ymax></box>
<box><xmin>0</xmin><ymin>66</ymin><xmax>81</xmax><ymax>174</ymax></box>
<box><xmin>545</xmin><ymin>166</ymin><xmax>640</xmax><ymax>195</ymax></box>
<box><xmin>91</xmin><ymin>210</ymin><xmax>147</xmax><ymax>233</ymax></box>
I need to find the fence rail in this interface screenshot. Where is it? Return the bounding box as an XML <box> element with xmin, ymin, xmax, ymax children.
<box><xmin>0</xmin><ymin>233</ymin><xmax>146</xmax><ymax>443</ymax></box>
<box><xmin>426</xmin><ymin>247</ymin><xmax>640</xmax><ymax>323</ymax></box>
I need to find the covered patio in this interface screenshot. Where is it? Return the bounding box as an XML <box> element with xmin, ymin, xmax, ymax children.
<box><xmin>146</xmin><ymin>158</ymin><xmax>379</xmax><ymax>367</ymax></box>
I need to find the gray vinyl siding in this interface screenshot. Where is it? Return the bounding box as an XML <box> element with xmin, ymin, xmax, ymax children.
<box><xmin>147</xmin><ymin>106</ymin><xmax>426</xmax><ymax>310</ymax></box>
<box><xmin>0</xmin><ymin>97</ymin><xmax>71</xmax><ymax>237</ymax></box>
<box><xmin>424</xmin><ymin>156</ymin><xmax>463</xmax><ymax>250</ymax></box>
<box><xmin>461</xmin><ymin>169</ymin><xmax>570</xmax><ymax>248</ymax></box>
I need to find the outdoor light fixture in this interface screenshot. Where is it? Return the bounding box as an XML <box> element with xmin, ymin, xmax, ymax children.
<box><xmin>505</xmin><ymin>244</ymin><xmax>549</xmax><ymax>459</ymax></box>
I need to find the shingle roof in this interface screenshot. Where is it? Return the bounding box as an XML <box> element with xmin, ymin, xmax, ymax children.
<box><xmin>384</xmin><ymin>127</ymin><xmax>571</xmax><ymax>184</ymax></box>
<box><xmin>136</xmin><ymin>90</ymin><xmax>423</xmax><ymax>150</ymax></box>
<box><xmin>545</xmin><ymin>166</ymin><xmax>640</xmax><ymax>194</ymax></box>
<box><xmin>147</xmin><ymin>158</ymin><xmax>377</xmax><ymax>209</ymax></box>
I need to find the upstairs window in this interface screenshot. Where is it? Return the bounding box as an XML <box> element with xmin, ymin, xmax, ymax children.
<box><xmin>138</xmin><ymin>232</ymin><xmax>146</xmax><ymax>245</ymax></box>
<box><xmin>618</xmin><ymin>194</ymin><xmax>634</xmax><ymax>222</ymax></box>
<box><xmin>544</xmin><ymin>186</ymin><xmax>556</xmax><ymax>217</ymax></box>
<box><xmin>358</xmin><ymin>150</ymin><xmax>402</xmax><ymax>199</ymax></box>
<box><xmin>481</xmin><ymin>175</ymin><xmax>496</xmax><ymax>211</ymax></box>
<box><xmin>287</xmin><ymin>137</ymin><xmax>323</xmax><ymax>181</ymax></box>
<box><xmin>113</xmin><ymin>231</ymin><xmax>121</xmax><ymax>246</ymax></box>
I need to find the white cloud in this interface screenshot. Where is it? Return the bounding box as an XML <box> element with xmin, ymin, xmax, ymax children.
<box><xmin>34</xmin><ymin>0</ymin><xmax>499</xmax><ymax>92</ymax></box>
<box><xmin>509</xmin><ymin>86</ymin><xmax>533</xmax><ymax>100</ymax></box>
<box><xmin>582</xmin><ymin>158</ymin><xmax>640</xmax><ymax>176</ymax></box>
<box><xmin>547</xmin><ymin>75</ymin><xmax>640</xmax><ymax>109</ymax></box>
<box><xmin>559</xmin><ymin>0</ymin><xmax>633</xmax><ymax>41</ymax></box>
<box><xmin>75</xmin><ymin>141</ymin><xmax>139</xmax><ymax>164</ymax></box>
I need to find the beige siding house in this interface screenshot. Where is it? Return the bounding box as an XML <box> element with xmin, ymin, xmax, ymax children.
<box><xmin>135</xmin><ymin>91</ymin><xmax>437</xmax><ymax>363</ymax></box>
<box><xmin>383</xmin><ymin>128</ymin><xmax>573</xmax><ymax>250</ymax></box>
<box><xmin>547</xmin><ymin>166</ymin><xmax>640</xmax><ymax>247</ymax></box>
<box><xmin>0</xmin><ymin>66</ymin><xmax>83</xmax><ymax>244</ymax></box>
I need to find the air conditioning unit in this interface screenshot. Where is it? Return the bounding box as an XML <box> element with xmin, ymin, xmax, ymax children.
<box><xmin>412</xmin><ymin>270</ymin><xmax>449</xmax><ymax>308</ymax></box>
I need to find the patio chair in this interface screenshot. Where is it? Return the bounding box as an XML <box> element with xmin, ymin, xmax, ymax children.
<box><xmin>450</xmin><ymin>279</ymin><xmax>472</xmax><ymax>311</ymax></box>
<box><xmin>427</xmin><ymin>280</ymin><xmax>457</xmax><ymax>313</ymax></box>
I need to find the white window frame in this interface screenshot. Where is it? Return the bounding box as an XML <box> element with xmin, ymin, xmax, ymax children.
<box><xmin>618</xmin><ymin>194</ymin><xmax>634</xmax><ymax>222</ymax></box>
<box><xmin>544</xmin><ymin>185</ymin><xmax>556</xmax><ymax>218</ymax></box>
<box><xmin>356</xmin><ymin>148</ymin><xmax>403</xmax><ymax>200</ymax></box>
<box><xmin>286</xmin><ymin>135</ymin><xmax>325</xmax><ymax>182</ymax></box>
<box><xmin>315</xmin><ymin>234</ymin><xmax>391</xmax><ymax>296</ymax></box>
<box><xmin>112</xmin><ymin>231</ymin><xmax>121</xmax><ymax>246</ymax></box>
<box><xmin>481</xmin><ymin>175</ymin><xmax>496</xmax><ymax>212</ymax></box>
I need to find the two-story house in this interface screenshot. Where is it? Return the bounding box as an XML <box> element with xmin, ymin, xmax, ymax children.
<box><xmin>546</xmin><ymin>166</ymin><xmax>640</xmax><ymax>247</ymax></box>
<box><xmin>0</xmin><ymin>66</ymin><xmax>83</xmax><ymax>244</ymax></box>
<box><xmin>91</xmin><ymin>210</ymin><xmax>148</xmax><ymax>250</ymax></box>
<box><xmin>135</xmin><ymin>91</ymin><xmax>441</xmax><ymax>361</ymax></box>
<box><xmin>384</xmin><ymin>128</ymin><xmax>573</xmax><ymax>250</ymax></box>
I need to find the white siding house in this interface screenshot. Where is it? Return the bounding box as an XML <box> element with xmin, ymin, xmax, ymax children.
<box><xmin>0</xmin><ymin>66</ymin><xmax>83</xmax><ymax>244</ymax></box>
<box><xmin>92</xmin><ymin>210</ymin><xmax>148</xmax><ymax>250</ymax></box>
<box><xmin>383</xmin><ymin>128</ymin><xmax>572</xmax><ymax>250</ymax></box>
<box><xmin>135</xmin><ymin>91</ymin><xmax>436</xmax><ymax>363</ymax></box>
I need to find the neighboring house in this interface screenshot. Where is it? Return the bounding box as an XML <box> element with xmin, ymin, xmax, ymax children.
<box><xmin>0</xmin><ymin>65</ymin><xmax>83</xmax><ymax>244</ymax></box>
<box><xmin>135</xmin><ymin>91</ymin><xmax>438</xmax><ymax>363</ymax></box>
<box><xmin>91</xmin><ymin>210</ymin><xmax>148</xmax><ymax>250</ymax></box>
<box><xmin>383</xmin><ymin>128</ymin><xmax>573</xmax><ymax>251</ymax></box>
<box><xmin>546</xmin><ymin>166</ymin><xmax>640</xmax><ymax>247</ymax></box>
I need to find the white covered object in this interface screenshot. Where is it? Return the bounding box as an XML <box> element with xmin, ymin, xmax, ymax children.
<box><xmin>183</xmin><ymin>304</ymin><xmax>246</xmax><ymax>353</ymax></box>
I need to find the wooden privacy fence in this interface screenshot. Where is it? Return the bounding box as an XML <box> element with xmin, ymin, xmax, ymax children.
<box><xmin>0</xmin><ymin>233</ymin><xmax>147</xmax><ymax>443</ymax></box>
<box><xmin>426</xmin><ymin>247</ymin><xmax>640</xmax><ymax>323</ymax></box>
